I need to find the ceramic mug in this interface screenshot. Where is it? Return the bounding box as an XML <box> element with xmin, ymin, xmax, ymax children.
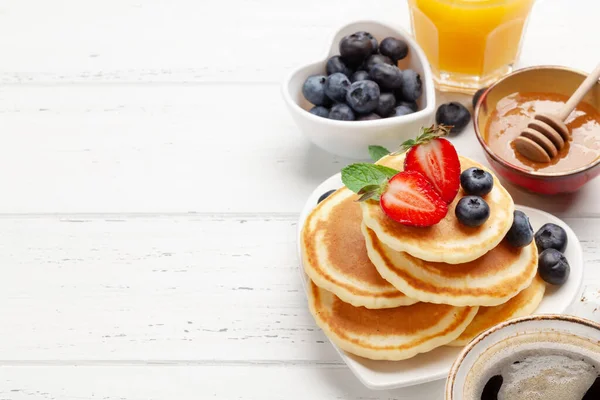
<box><xmin>445</xmin><ymin>314</ymin><xmax>600</xmax><ymax>400</ymax></box>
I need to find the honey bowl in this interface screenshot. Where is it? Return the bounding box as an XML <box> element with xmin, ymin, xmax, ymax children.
<box><xmin>474</xmin><ymin>66</ymin><xmax>600</xmax><ymax>195</ymax></box>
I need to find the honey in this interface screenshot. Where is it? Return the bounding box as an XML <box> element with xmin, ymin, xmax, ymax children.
<box><xmin>485</xmin><ymin>92</ymin><xmax>600</xmax><ymax>173</ymax></box>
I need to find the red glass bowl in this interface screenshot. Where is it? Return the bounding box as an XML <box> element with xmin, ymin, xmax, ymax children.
<box><xmin>473</xmin><ymin>66</ymin><xmax>600</xmax><ymax>195</ymax></box>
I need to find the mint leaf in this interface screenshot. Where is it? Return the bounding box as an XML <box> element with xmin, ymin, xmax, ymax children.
<box><xmin>368</xmin><ymin>145</ymin><xmax>391</xmax><ymax>162</ymax></box>
<box><xmin>341</xmin><ymin>163</ymin><xmax>399</xmax><ymax>200</ymax></box>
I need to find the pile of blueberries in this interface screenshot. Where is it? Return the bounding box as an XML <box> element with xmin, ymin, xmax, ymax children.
<box><xmin>455</xmin><ymin>166</ymin><xmax>570</xmax><ymax>287</ymax></box>
<box><xmin>506</xmin><ymin>212</ymin><xmax>571</xmax><ymax>286</ymax></box>
<box><xmin>301</xmin><ymin>30</ymin><xmax>478</xmax><ymax>133</ymax></box>
<box><xmin>301</xmin><ymin>31</ymin><xmax>423</xmax><ymax>121</ymax></box>
<box><xmin>534</xmin><ymin>223</ymin><xmax>570</xmax><ymax>286</ymax></box>
<box><xmin>455</xmin><ymin>167</ymin><xmax>495</xmax><ymax>228</ymax></box>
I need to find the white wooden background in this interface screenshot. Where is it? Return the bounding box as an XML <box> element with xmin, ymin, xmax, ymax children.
<box><xmin>0</xmin><ymin>0</ymin><xmax>599</xmax><ymax>399</ymax></box>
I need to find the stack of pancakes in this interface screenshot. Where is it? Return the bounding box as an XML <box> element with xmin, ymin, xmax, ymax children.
<box><xmin>301</xmin><ymin>154</ymin><xmax>545</xmax><ymax>361</ymax></box>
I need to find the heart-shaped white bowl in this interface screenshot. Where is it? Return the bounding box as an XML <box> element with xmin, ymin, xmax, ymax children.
<box><xmin>282</xmin><ymin>20</ymin><xmax>436</xmax><ymax>160</ymax></box>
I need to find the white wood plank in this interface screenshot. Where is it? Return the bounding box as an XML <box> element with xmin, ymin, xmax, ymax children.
<box><xmin>0</xmin><ymin>84</ymin><xmax>348</xmax><ymax>214</ymax></box>
<box><xmin>564</xmin><ymin>218</ymin><xmax>600</xmax><ymax>280</ymax></box>
<box><xmin>0</xmin><ymin>0</ymin><xmax>597</xmax><ymax>84</ymax></box>
<box><xmin>0</xmin><ymin>215</ymin><xmax>341</xmax><ymax>362</ymax></box>
<box><xmin>0</xmin><ymin>366</ymin><xmax>446</xmax><ymax>400</ymax></box>
<box><xmin>0</xmin><ymin>1</ymin><xmax>597</xmax><ymax>397</ymax></box>
<box><xmin>0</xmin><ymin>215</ymin><xmax>597</xmax><ymax>362</ymax></box>
<box><xmin>1</xmin><ymin>84</ymin><xmax>600</xmax><ymax>216</ymax></box>
<box><xmin>0</xmin><ymin>0</ymin><xmax>411</xmax><ymax>84</ymax></box>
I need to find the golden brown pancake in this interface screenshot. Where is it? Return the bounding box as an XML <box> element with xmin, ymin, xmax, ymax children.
<box><xmin>307</xmin><ymin>280</ymin><xmax>479</xmax><ymax>360</ymax></box>
<box><xmin>450</xmin><ymin>275</ymin><xmax>546</xmax><ymax>346</ymax></box>
<box><xmin>301</xmin><ymin>187</ymin><xmax>416</xmax><ymax>309</ymax></box>
<box><xmin>363</xmin><ymin>224</ymin><xmax>539</xmax><ymax>306</ymax></box>
<box><xmin>361</xmin><ymin>154</ymin><xmax>515</xmax><ymax>264</ymax></box>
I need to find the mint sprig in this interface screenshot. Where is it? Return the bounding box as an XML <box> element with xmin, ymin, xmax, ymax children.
<box><xmin>342</xmin><ymin>124</ymin><xmax>450</xmax><ymax>201</ymax></box>
<box><xmin>341</xmin><ymin>163</ymin><xmax>399</xmax><ymax>202</ymax></box>
<box><xmin>368</xmin><ymin>145</ymin><xmax>391</xmax><ymax>162</ymax></box>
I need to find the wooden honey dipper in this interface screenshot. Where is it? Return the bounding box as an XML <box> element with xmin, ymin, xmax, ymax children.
<box><xmin>513</xmin><ymin>62</ymin><xmax>600</xmax><ymax>163</ymax></box>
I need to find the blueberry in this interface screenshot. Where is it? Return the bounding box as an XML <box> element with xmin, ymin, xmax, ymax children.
<box><xmin>351</xmin><ymin>70</ymin><xmax>370</xmax><ymax>83</ymax></box>
<box><xmin>357</xmin><ymin>113</ymin><xmax>381</xmax><ymax>121</ymax></box>
<box><xmin>535</xmin><ymin>223</ymin><xmax>568</xmax><ymax>253</ymax></box>
<box><xmin>369</xmin><ymin>63</ymin><xmax>403</xmax><ymax>90</ymax></box>
<box><xmin>538</xmin><ymin>248</ymin><xmax>570</xmax><ymax>285</ymax></box>
<box><xmin>324</xmin><ymin>73</ymin><xmax>351</xmax><ymax>103</ymax></box>
<box><xmin>436</xmin><ymin>102</ymin><xmax>471</xmax><ymax>134</ymax></box>
<box><xmin>326</xmin><ymin>56</ymin><xmax>353</xmax><ymax>78</ymax></box>
<box><xmin>399</xmin><ymin>70</ymin><xmax>422</xmax><ymax>102</ymax></box>
<box><xmin>393</xmin><ymin>105</ymin><xmax>415</xmax><ymax>117</ymax></box>
<box><xmin>309</xmin><ymin>106</ymin><xmax>329</xmax><ymax>118</ymax></box>
<box><xmin>460</xmin><ymin>167</ymin><xmax>494</xmax><ymax>196</ymax></box>
<box><xmin>455</xmin><ymin>196</ymin><xmax>490</xmax><ymax>227</ymax></box>
<box><xmin>362</xmin><ymin>54</ymin><xmax>393</xmax><ymax>72</ymax></box>
<box><xmin>472</xmin><ymin>87</ymin><xmax>487</xmax><ymax>109</ymax></box>
<box><xmin>317</xmin><ymin>189</ymin><xmax>336</xmax><ymax>204</ymax></box>
<box><xmin>376</xmin><ymin>93</ymin><xmax>396</xmax><ymax>117</ymax></box>
<box><xmin>379</xmin><ymin>37</ymin><xmax>409</xmax><ymax>62</ymax></box>
<box><xmin>396</xmin><ymin>100</ymin><xmax>418</xmax><ymax>112</ymax></box>
<box><xmin>346</xmin><ymin>80</ymin><xmax>380</xmax><ymax>114</ymax></box>
<box><xmin>302</xmin><ymin>75</ymin><xmax>329</xmax><ymax>106</ymax></box>
<box><xmin>329</xmin><ymin>103</ymin><xmax>355</xmax><ymax>121</ymax></box>
<box><xmin>339</xmin><ymin>33</ymin><xmax>373</xmax><ymax>66</ymax></box>
<box><xmin>505</xmin><ymin>210</ymin><xmax>534</xmax><ymax>248</ymax></box>
<box><xmin>355</xmin><ymin>31</ymin><xmax>378</xmax><ymax>54</ymax></box>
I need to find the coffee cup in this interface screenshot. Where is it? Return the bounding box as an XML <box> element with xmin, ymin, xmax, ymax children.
<box><xmin>446</xmin><ymin>314</ymin><xmax>600</xmax><ymax>400</ymax></box>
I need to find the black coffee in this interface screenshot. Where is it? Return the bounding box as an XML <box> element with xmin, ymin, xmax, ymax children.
<box><xmin>464</xmin><ymin>331</ymin><xmax>600</xmax><ymax>400</ymax></box>
<box><xmin>481</xmin><ymin>354</ymin><xmax>599</xmax><ymax>400</ymax></box>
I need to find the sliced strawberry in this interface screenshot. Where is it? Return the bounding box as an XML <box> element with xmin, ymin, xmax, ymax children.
<box><xmin>404</xmin><ymin>137</ymin><xmax>460</xmax><ymax>203</ymax></box>
<box><xmin>380</xmin><ymin>171</ymin><xmax>448</xmax><ymax>227</ymax></box>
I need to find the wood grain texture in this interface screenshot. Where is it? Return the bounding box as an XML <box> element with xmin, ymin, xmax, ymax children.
<box><xmin>1</xmin><ymin>0</ymin><xmax>599</xmax><ymax>397</ymax></box>
<box><xmin>0</xmin><ymin>215</ymin><xmax>597</xmax><ymax>363</ymax></box>
<box><xmin>0</xmin><ymin>0</ymin><xmax>411</xmax><ymax>84</ymax></box>
<box><xmin>0</xmin><ymin>84</ymin><xmax>348</xmax><ymax>214</ymax></box>
<box><xmin>0</xmin><ymin>215</ymin><xmax>338</xmax><ymax>362</ymax></box>
<box><xmin>1</xmin><ymin>85</ymin><xmax>599</xmax><ymax>215</ymax></box>
<box><xmin>0</xmin><ymin>366</ymin><xmax>447</xmax><ymax>400</ymax></box>
<box><xmin>0</xmin><ymin>0</ymin><xmax>597</xmax><ymax>84</ymax></box>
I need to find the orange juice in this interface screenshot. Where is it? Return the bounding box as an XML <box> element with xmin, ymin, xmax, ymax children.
<box><xmin>408</xmin><ymin>0</ymin><xmax>535</xmax><ymax>92</ymax></box>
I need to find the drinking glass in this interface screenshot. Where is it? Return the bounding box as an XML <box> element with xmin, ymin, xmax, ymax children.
<box><xmin>408</xmin><ymin>0</ymin><xmax>535</xmax><ymax>93</ymax></box>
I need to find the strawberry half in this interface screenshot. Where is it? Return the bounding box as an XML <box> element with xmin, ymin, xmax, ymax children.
<box><xmin>404</xmin><ymin>136</ymin><xmax>460</xmax><ymax>203</ymax></box>
<box><xmin>380</xmin><ymin>171</ymin><xmax>448</xmax><ymax>227</ymax></box>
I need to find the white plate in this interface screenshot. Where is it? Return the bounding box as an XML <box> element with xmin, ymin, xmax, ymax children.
<box><xmin>296</xmin><ymin>172</ymin><xmax>584</xmax><ymax>390</ymax></box>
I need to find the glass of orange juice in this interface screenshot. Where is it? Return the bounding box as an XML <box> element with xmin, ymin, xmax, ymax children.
<box><xmin>408</xmin><ymin>0</ymin><xmax>535</xmax><ymax>93</ymax></box>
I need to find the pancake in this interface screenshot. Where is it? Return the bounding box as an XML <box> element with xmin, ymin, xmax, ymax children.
<box><xmin>307</xmin><ymin>280</ymin><xmax>479</xmax><ymax>360</ymax></box>
<box><xmin>363</xmin><ymin>224</ymin><xmax>539</xmax><ymax>306</ymax></box>
<box><xmin>301</xmin><ymin>187</ymin><xmax>416</xmax><ymax>309</ymax></box>
<box><xmin>361</xmin><ymin>154</ymin><xmax>515</xmax><ymax>264</ymax></box>
<box><xmin>449</xmin><ymin>275</ymin><xmax>546</xmax><ymax>346</ymax></box>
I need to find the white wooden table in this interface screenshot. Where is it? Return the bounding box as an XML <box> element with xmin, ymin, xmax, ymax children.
<box><xmin>0</xmin><ymin>0</ymin><xmax>598</xmax><ymax>398</ymax></box>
